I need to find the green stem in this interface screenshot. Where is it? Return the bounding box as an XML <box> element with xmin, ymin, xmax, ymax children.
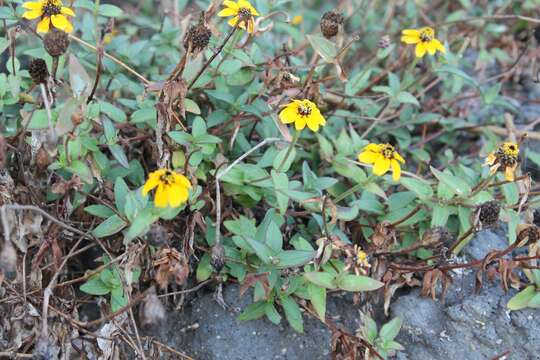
<box><xmin>334</xmin><ymin>175</ymin><xmax>375</xmax><ymax>204</ymax></box>
<box><xmin>276</xmin><ymin>130</ymin><xmax>300</xmax><ymax>172</ymax></box>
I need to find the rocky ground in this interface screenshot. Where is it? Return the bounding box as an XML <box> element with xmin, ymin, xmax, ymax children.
<box><xmin>146</xmin><ymin>228</ymin><xmax>540</xmax><ymax>360</ymax></box>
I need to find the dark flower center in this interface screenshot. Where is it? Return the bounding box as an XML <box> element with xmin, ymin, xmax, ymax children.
<box><xmin>43</xmin><ymin>0</ymin><xmax>62</xmax><ymax>16</ymax></box>
<box><xmin>238</xmin><ymin>8</ymin><xmax>251</xmax><ymax>19</ymax></box>
<box><xmin>160</xmin><ymin>170</ymin><xmax>174</xmax><ymax>185</ymax></box>
<box><xmin>297</xmin><ymin>103</ymin><xmax>312</xmax><ymax>117</ymax></box>
<box><xmin>420</xmin><ymin>29</ymin><xmax>433</xmax><ymax>42</ymax></box>
<box><xmin>382</xmin><ymin>145</ymin><xmax>395</xmax><ymax>159</ymax></box>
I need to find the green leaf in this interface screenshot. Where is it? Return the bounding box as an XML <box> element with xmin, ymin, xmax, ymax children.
<box><xmin>124</xmin><ymin>208</ymin><xmax>156</xmax><ymax>244</ymax></box>
<box><xmin>100</xmin><ymin>102</ymin><xmax>127</xmax><ymax>123</ymax></box>
<box><xmin>114</xmin><ymin>177</ymin><xmax>129</xmax><ymax>215</ymax></box>
<box><xmin>507</xmin><ymin>286</ymin><xmax>536</xmax><ymax>310</ymax></box>
<box><xmin>264</xmin><ymin>303</ymin><xmax>282</xmax><ymax>325</ymax></box>
<box><xmin>400</xmin><ymin>177</ymin><xmax>433</xmax><ymax>200</ymax></box>
<box><xmin>238</xmin><ymin>301</ymin><xmax>267</xmax><ymax>321</ymax></box>
<box><xmin>99</xmin><ymin>4</ymin><xmax>124</xmax><ymax>17</ymax></box>
<box><xmin>430</xmin><ymin>166</ymin><xmax>471</xmax><ymax>196</ymax></box>
<box><xmin>196</xmin><ymin>254</ymin><xmax>213</xmax><ymax>282</ymax></box>
<box><xmin>380</xmin><ymin>317</ymin><xmax>402</xmax><ymax>341</ymax></box>
<box><xmin>306</xmin><ymin>34</ymin><xmax>337</xmax><ymax>62</ymax></box>
<box><xmin>280</xmin><ymin>295</ymin><xmax>304</xmax><ymax>333</ymax></box>
<box><xmin>275</xmin><ymin>250</ymin><xmax>315</xmax><ymax>269</ymax></box>
<box><xmin>80</xmin><ymin>277</ymin><xmax>111</xmax><ymax>295</ymax></box>
<box><xmin>396</xmin><ymin>91</ymin><xmax>419</xmax><ymax>106</ymax></box>
<box><xmin>109</xmin><ymin>144</ymin><xmax>129</xmax><ymax>168</ymax></box>
<box><xmin>110</xmin><ymin>287</ymin><xmax>128</xmax><ymax>312</ymax></box>
<box><xmin>528</xmin><ymin>292</ymin><xmax>540</xmax><ymax>308</ymax></box>
<box><xmin>242</xmin><ymin>236</ymin><xmax>275</xmax><ymax>264</ymax></box>
<box><xmin>84</xmin><ymin>205</ymin><xmax>115</xmax><ymax>219</ymax></box>
<box><xmin>307</xmin><ymin>283</ymin><xmax>326</xmax><ymax>322</ymax></box>
<box><xmin>336</xmin><ymin>274</ymin><xmax>383</xmax><ymax>292</ymax></box>
<box><xmin>273</xmin><ymin>147</ymin><xmax>297</xmax><ymax>172</ymax></box>
<box><xmin>93</xmin><ymin>215</ymin><xmax>127</xmax><ymax>238</ymax></box>
<box><xmin>304</xmin><ymin>272</ymin><xmax>336</xmax><ymax>289</ymax></box>
<box><xmin>265</xmin><ymin>220</ymin><xmax>283</xmax><ymax>252</ymax></box>
<box><xmin>431</xmin><ymin>205</ymin><xmax>450</xmax><ymax>227</ymax></box>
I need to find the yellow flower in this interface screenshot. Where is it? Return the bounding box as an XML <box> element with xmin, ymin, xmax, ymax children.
<box><xmin>291</xmin><ymin>15</ymin><xmax>303</xmax><ymax>25</ymax></box>
<box><xmin>142</xmin><ymin>169</ymin><xmax>191</xmax><ymax>208</ymax></box>
<box><xmin>279</xmin><ymin>99</ymin><xmax>326</xmax><ymax>132</ymax></box>
<box><xmin>356</xmin><ymin>248</ymin><xmax>370</xmax><ymax>269</ymax></box>
<box><xmin>485</xmin><ymin>142</ymin><xmax>519</xmax><ymax>181</ymax></box>
<box><xmin>358</xmin><ymin>143</ymin><xmax>405</xmax><ymax>181</ymax></box>
<box><xmin>218</xmin><ymin>0</ymin><xmax>260</xmax><ymax>34</ymax></box>
<box><xmin>22</xmin><ymin>0</ymin><xmax>75</xmax><ymax>33</ymax></box>
<box><xmin>401</xmin><ymin>27</ymin><xmax>445</xmax><ymax>58</ymax></box>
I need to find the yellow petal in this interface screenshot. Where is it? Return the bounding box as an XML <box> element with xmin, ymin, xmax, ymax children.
<box><xmin>294</xmin><ymin>116</ymin><xmax>306</xmax><ymax>131</ymax></box>
<box><xmin>505</xmin><ymin>164</ymin><xmax>517</xmax><ymax>182</ymax></box>
<box><xmin>23</xmin><ymin>9</ymin><xmax>42</xmax><ymax>19</ymax></box>
<box><xmin>61</xmin><ymin>6</ymin><xmax>75</xmax><ymax>16</ymax></box>
<box><xmin>279</xmin><ymin>104</ymin><xmax>297</xmax><ymax>124</ymax></box>
<box><xmin>394</xmin><ymin>152</ymin><xmax>405</xmax><ymax>163</ymax></box>
<box><xmin>432</xmin><ymin>38</ymin><xmax>446</xmax><ymax>54</ymax></box>
<box><xmin>63</xmin><ymin>20</ymin><xmax>73</xmax><ymax>33</ymax></box>
<box><xmin>402</xmin><ymin>29</ymin><xmax>420</xmax><ymax>36</ymax></box>
<box><xmin>22</xmin><ymin>1</ymin><xmax>43</xmax><ymax>10</ymax></box>
<box><xmin>247</xmin><ymin>18</ymin><xmax>254</xmax><ymax>33</ymax></box>
<box><xmin>373</xmin><ymin>158</ymin><xmax>391</xmax><ymax>176</ymax></box>
<box><xmin>363</xmin><ymin>143</ymin><xmax>382</xmax><ymax>153</ymax></box>
<box><xmin>485</xmin><ymin>153</ymin><xmax>496</xmax><ymax>166</ymax></box>
<box><xmin>218</xmin><ymin>8</ymin><xmax>237</xmax><ymax>17</ymax></box>
<box><xmin>358</xmin><ymin>151</ymin><xmax>380</xmax><ymax>164</ymax></box>
<box><xmin>223</xmin><ymin>0</ymin><xmax>239</xmax><ymax>10</ymax></box>
<box><xmin>37</xmin><ymin>17</ymin><xmax>50</xmax><ymax>33</ymax></box>
<box><xmin>228</xmin><ymin>16</ymin><xmax>245</xmax><ymax>29</ymax></box>
<box><xmin>173</xmin><ymin>173</ymin><xmax>192</xmax><ymax>189</ymax></box>
<box><xmin>51</xmin><ymin>14</ymin><xmax>69</xmax><ymax>30</ymax></box>
<box><xmin>415</xmin><ymin>42</ymin><xmax>427</xmax><ymax>58</ymax></box>
<box><xmin>391</xmin><ymin>159</ymin><xmax>402</xmax><ymax>181</ymax></box>
<box><xmin>154</xmin><ymin>184</ymin><xmax>169</xmax><ymax>208</ymax></box>
<box><xmin>305</xmin><ymin>116</ymin><xmax>320</xmax><ymax>132</ymax></box>
<box><xmin>401</xmin><ymin>35</ymin><xmax>419</xmax><ymax>44</ymax></box>
<box><xmin>169</xmin><ymin>185</ymin><xmax>189</xmax><ymax>207</ymax></box>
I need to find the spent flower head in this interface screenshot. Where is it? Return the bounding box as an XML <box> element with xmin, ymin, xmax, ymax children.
<box><xmin>401</xmin><ymin>27</ymin><xmax>445</xmax><ymax>58</ymax></box>
<box><xmin>142</xmin><ymin>169</ymin><xmax>191</xmax><ymax>208</ymax></box>
<box><xmin>358</xmin><ymin>143</ymin><xmax>405</xmax><ymax>181</ymax></box>
<box><xmin>22</xmin><ymin>0</ymin><xmax>75</xmax><ymax>33</ymax></box>
<box><xmin>485</xmin><ymin>142</ymin><xmax>519</xmax><ymax>181</ymax></box>
<box><xmin>279</xmin><ymin>99</ymin><xmax>326</xmax><ymax>132</ymax></box>
<box><xmin>218</xmin><ymin>0</ymin><xmax>260</xmax><ymax>33</ymax></box>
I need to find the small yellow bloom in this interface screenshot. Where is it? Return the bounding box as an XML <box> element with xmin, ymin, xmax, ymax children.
<box><xmin>401</xmin><ymin>27</ymin><xmax>445</xmax><ymax>58</ymax></box>
<box><xmin>279</xmin><ymin>99</ymin><xmax>326</xmax><ymax>132</ymax></box>
<box><xmin>22</xmin><ymin>0</ymin><xmax>75</xmax><ymax>33</ymax></box>
<box><xmin>291</xmin><ymin>15</ymin><xmax>303</xmax><ymax>25</ymax></box>
<box><xmin>358</xmin><ymin>143</ymin><xmax>405</xmax><ymax>181</ymax></box>
<box><xmin>356</xmin><ymin>248</ymin><xmax>370</xmax><ymax>269</ymax></box>
<box><xmin>142</xmin><ymin>169</ymin><xmax>191</xmax><ymax>208</ymax></box>
<box><xmin>484</xmin><ymin>142</ymin><xmax>519</xmax><ymax>181</ymax></box>
<box><xmin>218</xmin><ymin>0</ymin><xmax>260</xmax><ymax>34</ymax></box>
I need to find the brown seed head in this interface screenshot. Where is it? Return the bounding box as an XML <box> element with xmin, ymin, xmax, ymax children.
<box><xmin>211</xmin><ymin>243</ymin><xmax>226</xmax><ymax>272</ymax></box>
<box><xmin>320</xmin><ymin>11</ymin><xmax>343</xmax><ymax>39</ymax></box>
<box><xmin>476</xmin><ymin>200</ymin><xmax>501</xmax><ymax>228</ymax></box>
<box><xmin>184</xmin><ymin>23</ymin><xmax>212</xmax><ymax>53</ymax></box>
<box><xmin>29</xmin><ymin>59</ymin><xmax>49</xmax><ymax>84</ymax></box>
<box><xmin>43</xmin><ymin>29</ymin><xmax>70</xmax><ymax>57</ymax></box>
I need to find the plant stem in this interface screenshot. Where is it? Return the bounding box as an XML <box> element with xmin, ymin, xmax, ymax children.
<box><xmin>276</xmin><ymin>130</ymin><xmax>300</xmax><ymax>172</ymax></box>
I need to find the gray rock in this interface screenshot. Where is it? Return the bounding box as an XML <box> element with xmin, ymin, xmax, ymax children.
<box><xmin>149</xmin><ymin>285</ymin><xmax>361</xmax><ymax>360</ymax></box>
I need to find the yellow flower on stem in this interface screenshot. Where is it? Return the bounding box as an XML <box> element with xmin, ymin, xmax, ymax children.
<box><xmin>22</xmin><ymin>0</ymin><xmax>75</xmax><ymax>33</ymax></box>
<box><xmin>142</xmin><ymin>169</ymin><xmax>191</xmax><ymax>208</ymax></box>
<box><xmin>401</xmin><ymin>27</ymin><xmax>445</xmax><ymax>58</ymax></box>
<box><xmin>279</xmin><ymin>99</ymin><xmax>326</xmax><ymax>132</ymax></box>
<box><xmin>218</xmin><ymin>0</ymin><xmax>260</xmax><ymax>33</ymax></box>
<box><xmin>484</xmin><ymin>142</ymin><xmax>519</xmax><ymax>181</ymax></box>
<box><xmin>358</xmin><ymin>143</ymin><xmax>405</xmax><ymax>181</ymax></box>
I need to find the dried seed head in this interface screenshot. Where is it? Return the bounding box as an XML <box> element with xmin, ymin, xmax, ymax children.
<box><xmin>43</xmin><ymin>29</ymin><xmax>70</xmax><ymax>57</ymax></box>
<box><xmin>146</xmin><ymin>224</ymin><xmax>169</xmax><ymax>247</ymax></box>
<box><xmin>378</xmin><ymin>35</ymin><xmax>391</xmax><ymax>49</ymax></box>
<box><xmin>421</xmin><ymin>226</ymin><xmax>453</xmax><ymax>248</ymax></box>
<box><xmin>184</xmin><ymin>23</ymin><xmax>212</xmax><ymax>53</ymax></box>
<box><xmin>210</xmin><ymin>243</ymin><xmax>226</xmax><ymax>272</ymax></box>
<box><xmin>29</xmin><ymin>59</ymin><xmax>49</xmax><ymax>84</ymax></box>
<box><xmin>533</xmin><ymin>209</ymin><xmax>540</xmax><ymax>227</ymax></box>
<box><xmin>516</xmin><ymin>224</ymin><xmax>540</xmax><ymax>246</ymax></box>
<box><xmin>320</xmin><ymin>11</ymin><xmax>343</xmax><ymax>39</ymax></box>
<box><xmin>476</xmin><ymin>200</ymin><xmax>501</xmax><ymax>228</ymax></box>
